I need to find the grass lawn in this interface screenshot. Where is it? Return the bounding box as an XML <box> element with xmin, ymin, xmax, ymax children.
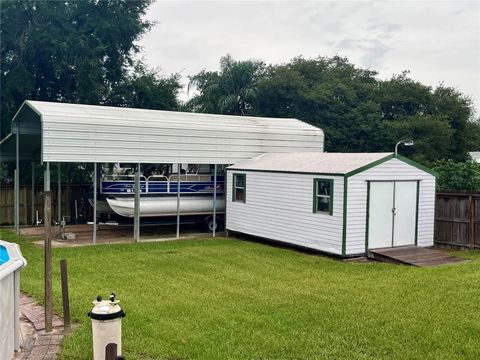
<box><xmin>2</xmin><ymin>229</ymin><xmax>480</xmax><ymax>359</ymax></box>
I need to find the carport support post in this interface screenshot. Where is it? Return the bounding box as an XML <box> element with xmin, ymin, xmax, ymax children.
<box><xmin>31</xmin><ymin>161</ymin><xmax>35</xmax><ymax>225</ymax></box>
<box><xmin>57</xmin><ymin>163</ymin><xmax>61</xmax><ymax>223</ymax></box>
<box><xmin>15</xmin><ymin>130</ymin><xmax>20</xmax><ymax>235</ymax></box>
<box><xmin>176</xmin><ymin>163</ymin><xmax>181</xmax><ymax>239</ymax></box>
<box><xmin>212</xmin><ymin>164</ymin><xmax>217</xmax><ymax>237</ymax></box>
<box><xmin>224</xmin><ymin>169</ymin><xmax>228</xmax><ymax>237</ymax></box>
<box><xmin>44</xmin><ymin>162</ymin><xmax>53</xmax><ymax>332</ymax></box>
<box><xmin>134</xmin><ymin>163</ymin><xmax>140</xmax><ymax>243</ymax></box>
<box><xmin>93</xmin><ymin>163</ymin><xmax>97</xmax><ymax>245</ymax></box>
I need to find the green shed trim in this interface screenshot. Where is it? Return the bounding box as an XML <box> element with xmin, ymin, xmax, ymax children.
<box><xmin>364</xmin><ymin>179</ymin><xmax>422</xmax><ymax>253</ymax></box>
<box><xmin>312</xmin><ymin>178</ymin><xmax>334</xmax><ymax>215</ymax></box>
<box><xmin>227</xmin><ymin>168</ymin><xmax>345</xmax><ymax>177</ymax></box>
<box><xmin>415</xmin><ymin>180</ymin><xmax>420</xmax><ymax>245</ymax></box>
<box><xmin>345</xmin><ymin>154</ymin><xmax>437</xmax><ymax>178</ymax></box>
<box><xmin>342</xmin><ymin>175</ymin><xmax>348</xmax><ymax>256</ymax></box>
<box><xmin>395</xmin><ymin>154</ymin><xmax>438</xmax><ymax>177</ymax></box>
<box><xmin>365</xmin><ymin>181</ymin><xmax>371</xmax><ymax>253</ymax></box>
<box><xmin>229</xmin><ymin>154</ymin><xmax>436</xmax><ymax>179</ymax></box>
<box><xmin>345</xmin><ymin>154</ymin><xmax>395</xmax><ymax>177</ymax></box>
<box><xmin>224</xmin><ymin>173</ymin><xmax>228</xmax><ymax>232</ymax></box>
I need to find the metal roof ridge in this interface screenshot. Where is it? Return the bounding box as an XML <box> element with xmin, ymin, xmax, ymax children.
<box><xmin>25</xmin><ymin>100</ymin><xmax>301</xmax><ymax>122</ymax></box>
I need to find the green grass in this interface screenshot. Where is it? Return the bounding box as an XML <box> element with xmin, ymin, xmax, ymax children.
<box><xmin>2</xmin><ymin>229</ymin><xmax>480</xmax><ymax>359</ymax></box>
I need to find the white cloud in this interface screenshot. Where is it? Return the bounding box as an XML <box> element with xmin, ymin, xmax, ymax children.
<box><xmin>138</xmin><ymin>0</ymin><xmax>480</xmax><ymax>112</ymax></box>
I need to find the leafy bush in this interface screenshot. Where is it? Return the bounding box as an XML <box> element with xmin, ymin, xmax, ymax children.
<box><xmin>433</xmin><ymin>159</ymin><xmax>480</xmax><ymax>191</ymax></box>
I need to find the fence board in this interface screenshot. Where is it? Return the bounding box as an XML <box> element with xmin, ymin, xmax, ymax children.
<box><xmin>475</xmin><ymin>197</ymin><xmax>480</xmax><ymax>248</ymax></box>
<box><xmin>0</xmin><ymin>184</ymin><xmax>91</xmax><ymax>225</ymax></box>
<box><xmin>435</xmin><ymin>192</ymin><xmax>480</xmax><ymax>249</ymax></box>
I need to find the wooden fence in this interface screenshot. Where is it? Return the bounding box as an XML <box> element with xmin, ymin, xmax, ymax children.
<box><xmin>435</xmin><ymin>192</ymin><xmax>480</xmax><ymax>249</ymax></box>
<box><xmin>0</xmin><ymin>184</ymin><xmax>91</xmax><ymax>225</ymax></box>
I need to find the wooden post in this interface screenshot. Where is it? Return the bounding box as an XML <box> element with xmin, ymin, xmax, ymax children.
<box><xmin>470</xmin><ymin>195</ymin><xmax>475</xmax><ymax>249</ymax></box>
<box><xmin>60</xmin><ymin>259</ymin><xmax>71</xmax><ymax>329</ymax></box>
<box><xmin>74</xmin><ymin>200</ymin><xmax>78</xmax><ymax>224</ymax></box>
<box><xmin>105</xmin><ymin>343</ymin><xmax>117</xmax><ymax>360</ymax></box>
<box><xmin>44</xmin><ymin>190</ymin><xmax>53</xmax><ymax>332</ymax></box>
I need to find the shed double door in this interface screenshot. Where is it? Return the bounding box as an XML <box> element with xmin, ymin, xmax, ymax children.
<box><xmin>368</xmin><ymin>181</ymin><xmax>418</xmax><ymax>249</ymax></box>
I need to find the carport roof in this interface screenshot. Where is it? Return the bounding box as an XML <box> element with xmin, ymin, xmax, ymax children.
<box><xmin>0</xmin><ymin>100</ymin><xmax>324</xmax><ymax>164</ymax></box>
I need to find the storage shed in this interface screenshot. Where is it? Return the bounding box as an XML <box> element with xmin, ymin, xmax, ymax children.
<box><xmin>226</xmin><ymin>152</ymin><xmax>436</xmax><ymax>256</ymax></box>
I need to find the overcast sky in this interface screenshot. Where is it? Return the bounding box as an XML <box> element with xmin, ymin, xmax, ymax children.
<box><xmin>138</xmin><ymin>0</ymin><xmax>480</xmax><ymax>113</ymax></box>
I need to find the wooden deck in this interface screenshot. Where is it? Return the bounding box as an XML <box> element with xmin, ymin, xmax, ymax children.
<box><xmin>368</xmin><ymin>246</ymin><xmax>469</xmax><ymax>267</ymax></box>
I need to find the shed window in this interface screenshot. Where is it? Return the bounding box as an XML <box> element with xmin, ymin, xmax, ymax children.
<box><xmin>233</xmin><ymin>173</ymin><xmax>246</xmax><ymax>202</ymax></box>
<box><xmin>313</xmin><ymin>179</ymin><xmax>333</xmax><ymax>215</ymax></box>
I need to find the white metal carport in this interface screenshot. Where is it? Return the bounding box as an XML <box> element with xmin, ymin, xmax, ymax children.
<box><xmin>1</xmin><ymin>100</ymin><xmax>324</xmax><ymax>240</ymax></box>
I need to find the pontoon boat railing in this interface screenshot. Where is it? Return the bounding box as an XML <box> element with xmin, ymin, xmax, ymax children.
<box><xmin>147</xmin><ymin>175</ymin><xmax>169</xmax><ymax>181</ymax></box>
<box><xmin>103</xmin><ymin>175</ymin><xmax>147</xmax><ymax>181</ymax></box>
<box><xmin>100</xmin><ymin>173</ymin><xmax>223</xmax><ymax>195</ymax></box>
<box><xmin>102</xmin><ymin>174</ymin><xmax>212</xmax><ymax>182</ymax></box>
<box><xmin>168</xmin><ymin>174</ymin><xmax>212</xmax><ymax>182</ymax></box>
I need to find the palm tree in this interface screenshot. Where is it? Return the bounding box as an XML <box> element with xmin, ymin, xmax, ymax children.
<box><xmin>187</xmin><ymin>54</ymin><xmax>264</xmax><ymax>115</ymax></box>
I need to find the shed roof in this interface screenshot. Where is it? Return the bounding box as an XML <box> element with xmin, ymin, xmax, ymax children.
<box><xmin>1</xmin><ymin>100</ymin><xmax>324</xmax><ymax>164</ymax></box>
<box><xmin>228</xmin><ymin>152</ymin><xmax>396</xmax><ymax>175</ymax></box>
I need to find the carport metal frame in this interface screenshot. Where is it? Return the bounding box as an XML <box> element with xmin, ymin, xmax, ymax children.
<box><xmin>1</xmin><ymin>100</ymin><xmax>325</xmax><ymax>332</ymax></box>
<box><xmin>3</xmin><ymin>100</ymin><xmax>323</xmax><ymax>242</ymax></box>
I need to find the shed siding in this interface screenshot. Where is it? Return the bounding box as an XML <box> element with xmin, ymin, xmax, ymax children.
<box><xmin>226</xmin><ymin>171</ymin><xmax>344</xmax><ymax>254</ymax></box>
<box><xmin>346</xmin><ymin>158</ymin><xmax>435</xmax><ymax>255</ymax></box>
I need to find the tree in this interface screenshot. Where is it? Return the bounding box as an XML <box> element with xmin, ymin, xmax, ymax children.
<box><xmin>379</xmin><ymin>115</ymin><xmax>454</xmax><ymax>164</ymax></box>
<box><xmin>378</xmin><ymin>75</ymin><xmax>477</xmax><ymax>162</ymax></box>
<box><xmin>190</xmin><ymin>54</ymin><xmax>477</xmax><ymax>164</ymax></box>
<box><xmin>255</xmin><ymin>56</ymin><xmax>383</xmax><ymax>152</ymax></box>
<box><xmin>432</xmin><ymin>86</ymin><xmax>475</xmax><ymax>161</ymax></box>
<box><xmin>378</xmin><ymin>72</ymin><xmax>434</xmax><ymax>121</ymax></box>
<box><xmin>187</xmin><ymin>54</ymin><xmax>265</xmax><ymax>115</ymax></box>
<box><xmin>433</xmin><ymin>160</ymin><xmax>480</xmax><ymax>191</ymax></box>
<box><xmin>107</xmin><ymin>62</ymin><xmax>181</xmax><ymax>110</ymax></box>
<box><xmin>465</xmin><ymin>120</ymin><xmax>480</xmax><ymax>153</ymax></box>
<box><xmin>1</xmin><ymin>0</ymin><xmax>183</xmax><ymax>185</ymax></box>
<box><xmin>0</xmin><ymin>0</ymin><xmax>172</xmax><ymax>139</ymax></box>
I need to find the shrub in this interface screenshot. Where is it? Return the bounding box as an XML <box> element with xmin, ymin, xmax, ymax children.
<box><xmin>433</xmin><ymin>159</ymin><xmax>480</xmax><ymax>191</ymax></box>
